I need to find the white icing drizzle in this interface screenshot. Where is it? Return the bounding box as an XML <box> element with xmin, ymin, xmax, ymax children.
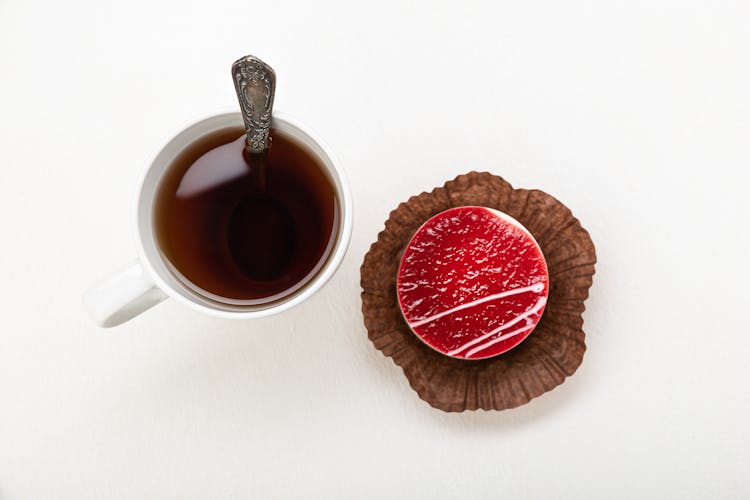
<box><xmin>446</xmin><ymin>295</ymin><xmax>548</xmax><ymax>357</ymax></box>
<box><xmin>409</xmin><ymin>282</ymin><xmax>545</xmax><ymax>328</ymax></box>
<box><xmin>464</xmin><ymin>325</ymin><xmax>535</xmax><ymax>358</ymax></box>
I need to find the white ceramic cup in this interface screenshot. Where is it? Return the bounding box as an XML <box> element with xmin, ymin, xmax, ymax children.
<box><xmin>84</xmin><ymin>112</ymin><xmax>352</xmax><ymax>327</ymax></box>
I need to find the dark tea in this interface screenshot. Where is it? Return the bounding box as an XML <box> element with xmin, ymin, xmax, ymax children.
<box><xmin>154</xmin><ymin>126</ymin><xmax>338</xmax><ymax>305</ymax></box>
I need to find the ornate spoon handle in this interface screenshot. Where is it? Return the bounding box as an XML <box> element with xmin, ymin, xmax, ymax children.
<box><xmin>231</xmin><ymin>55</ymin><xmax>276</xmax><ymax>154</ymax></box>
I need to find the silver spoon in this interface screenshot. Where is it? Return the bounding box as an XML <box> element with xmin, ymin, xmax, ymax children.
<box><xmin>228</xmin><ymin>55</ymin><xmax>295</xmax><ymax>282</ymax></box>
<box><xmin>232</xmin><ymin>55</ymin><xmax>276</xmax><ymax>155</ymax></box>
<box><xmin>232</xmin><ymin>54</ymin><xmax>276</xmax><ymax>191</ymax></box>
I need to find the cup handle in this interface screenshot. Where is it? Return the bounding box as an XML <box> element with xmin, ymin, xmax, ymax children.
<box><xmin>83</xmin><ymin>259</ymin><xmax>168</xmax><ymax>327</ymax></box>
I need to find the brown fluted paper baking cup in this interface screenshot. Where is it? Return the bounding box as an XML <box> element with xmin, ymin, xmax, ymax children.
<box><xmin>360</xmin><ymin>171</ymin><xmax>596</xmax><ymax>412</ymax></box>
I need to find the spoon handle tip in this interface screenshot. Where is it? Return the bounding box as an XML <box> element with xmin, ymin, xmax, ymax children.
<box><xmin>232</xmin><ymin>55</ymin><xmax>276</xmax><ymax>154</ymax></box>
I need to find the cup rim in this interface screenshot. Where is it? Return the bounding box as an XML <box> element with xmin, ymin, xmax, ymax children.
<box><xmin>133</xmin><ymin>110</ymin><xmax>353</xmax><ymax>319</ymax></box>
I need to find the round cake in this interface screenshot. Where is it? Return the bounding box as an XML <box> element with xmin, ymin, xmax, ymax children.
<box><xmin>396</xmin><ymin>206</ymin><xmax>549</xmax><ymax>360</ymax></box>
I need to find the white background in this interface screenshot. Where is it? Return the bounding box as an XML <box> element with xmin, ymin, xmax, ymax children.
<box><xmin>1</xmin><ymin>0</ymin><xmax>749</xmax><ymax>498</ymax></box>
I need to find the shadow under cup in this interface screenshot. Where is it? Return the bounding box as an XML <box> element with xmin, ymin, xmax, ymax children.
<box><xmin>137</xmin><ymin>112</ymin><xmax>349</xmax><ymax>315</ymax></box>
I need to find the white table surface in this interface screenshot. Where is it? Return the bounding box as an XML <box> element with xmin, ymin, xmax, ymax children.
<box><xmin>2</xmin><ymin>1</ymin><xmax>749</xmax><ymax>498</ymax></box>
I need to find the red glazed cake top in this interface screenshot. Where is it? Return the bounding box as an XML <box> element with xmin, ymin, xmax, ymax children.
<box><xmin>396</xmin><ymin>206</ymin><xmax>549</xmax><ymax>360</ymax></box>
